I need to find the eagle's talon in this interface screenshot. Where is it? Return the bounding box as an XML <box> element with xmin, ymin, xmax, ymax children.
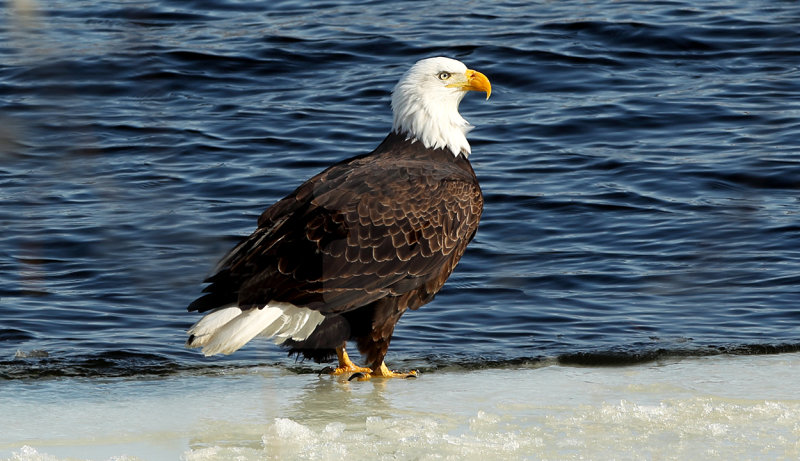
<box><xmin>331</xmin><ymin>346</ymin><xmax>372</xmax><ymax>376</ymax></box>
<box><xmin>348</xmin><ymin>372</ymin><xmax>367</xmax><ymax>381</ymax></box>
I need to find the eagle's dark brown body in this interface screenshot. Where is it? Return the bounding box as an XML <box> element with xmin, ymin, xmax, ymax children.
<box><xmin>188</xmin><ymin>131</ymin><xmax>482</xmax><ymax>369</ymax></box>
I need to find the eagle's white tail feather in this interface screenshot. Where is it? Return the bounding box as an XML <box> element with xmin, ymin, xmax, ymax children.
<box><xmin>289</xmin><ymin>310</ymin><xmax>322</xmax><ymax>341</ymax></box>
<box><xmin>186</xmin><ymin>302</ymin><xmax>325</xmax><ymax>356</ymax></box>
<box><xmin>186</xmin><ymin>305</ymin><xmax>242</xmax><ymax>348</ymax></box>
<box><xmin>201</xmin><ymin>307</ymin><xmax>283</xmax><ymax>356</ymax></box>
<box><xmin>256</xmin><ymin>313</ymin><xmax>291</xmax><ymax>340</ymax></box>
<box><xmin>273</xmin><ymin>305</ymin><xmax>314</xmax><ymax>343</ymax></box>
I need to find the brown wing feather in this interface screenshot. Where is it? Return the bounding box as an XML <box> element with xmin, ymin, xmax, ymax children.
<box><xmin>189</xmin><ymin>135</ymin><xmax>483</xmax><ymax>322</ymax></box>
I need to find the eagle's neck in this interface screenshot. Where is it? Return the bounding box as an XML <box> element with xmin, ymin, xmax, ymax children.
<box><xmin>391</xmin><ymin>87</ymin><xmax>473</xmax><ymax>158</ymax></box>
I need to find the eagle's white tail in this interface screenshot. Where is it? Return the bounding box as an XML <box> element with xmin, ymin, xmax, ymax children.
<box><xmin>186</xmin><ymin>302</ymin><xmax>325</xmax><ymax>356</ymax></box>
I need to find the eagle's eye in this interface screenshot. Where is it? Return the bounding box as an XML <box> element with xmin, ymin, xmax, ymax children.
<box><xmin>437</xmin><ymin>71</ymin><xmax>452</xmax><ymax>80</ymax></box>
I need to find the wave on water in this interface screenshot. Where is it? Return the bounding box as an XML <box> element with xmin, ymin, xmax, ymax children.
<box><xmin>1</xmin><ymin>0</ymin><xmax>799</xmax><ymax>383</ymax></box>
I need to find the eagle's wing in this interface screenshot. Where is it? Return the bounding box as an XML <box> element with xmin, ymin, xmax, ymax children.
<box><xmin>188</xmin><ymin>153</ymin><xmax>482</xmax><ymax>315</ymax></box>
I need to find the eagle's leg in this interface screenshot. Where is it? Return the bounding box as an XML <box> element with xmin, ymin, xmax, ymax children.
<box><xmin>348</xmin><ymin>361</ymin><xmax>418</xmax><ymax>380</ymax></box>
<box><xmin>330</xmin><ymin>344</ymin><xmax>372</xmax><ymax>375</ymax></box>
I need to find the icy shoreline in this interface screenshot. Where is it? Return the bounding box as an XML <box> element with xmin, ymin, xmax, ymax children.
<box><xmin>3</xmin><ymin>353</ymin><xmax>799</xmax><ymax>460</ymax></box>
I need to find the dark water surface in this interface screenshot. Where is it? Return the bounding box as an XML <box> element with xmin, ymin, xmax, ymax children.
<box><xmin>1</xmin><ymin>0</ymin><xmax>799</xmax><ymax>379</ymax></box>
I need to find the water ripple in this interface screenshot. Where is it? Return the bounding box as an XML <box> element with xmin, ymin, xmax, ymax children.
<box><xmin>1</xmin><ymin>0</ymin><xmax>799</xmax><ymax>378</ymax></box>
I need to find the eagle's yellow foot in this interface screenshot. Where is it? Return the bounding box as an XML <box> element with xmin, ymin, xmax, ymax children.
<box><xmin>330</xmin><ymin>346</ymin><xmax>372</xmax><ymax>376</ymax></box>
<box><xmin>348</xmin><ymin>362</ymin><xmax>418</xmax><ymax>381</ymax></box>
<box><xmin>332</xmin><ymin>364</ymin><xmax>372</xmax><ymax>375</ymax></box>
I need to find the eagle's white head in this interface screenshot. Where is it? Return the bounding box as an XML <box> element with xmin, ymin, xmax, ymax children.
<box><xmin>391</xmin><ymin>57</ymin><xmax>491</xmax><ymax>157</ymax></box>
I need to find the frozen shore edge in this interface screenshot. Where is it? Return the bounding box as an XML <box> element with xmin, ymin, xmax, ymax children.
<box><xmin>3</xmin><ymin>352</ymin><xmax>799</xmax><ymax>460</ymax></box>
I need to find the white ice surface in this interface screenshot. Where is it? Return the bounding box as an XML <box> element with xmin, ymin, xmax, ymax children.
<box><xmin>2</xmin><ymin>353</ymin><xmax>799</xmax><ymax>460</ymax></box>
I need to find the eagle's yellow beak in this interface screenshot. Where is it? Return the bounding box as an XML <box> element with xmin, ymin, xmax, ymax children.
<box><xmin>449</xmin><ymin>69</ymin><xmax>491</xmax><ymax>100</ymax></box>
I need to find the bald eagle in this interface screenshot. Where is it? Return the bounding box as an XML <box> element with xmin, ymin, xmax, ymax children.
<box><xmin>186</xmin><ymin>57</ymin><xmax>491</xmax><ymax>379</ymax></box>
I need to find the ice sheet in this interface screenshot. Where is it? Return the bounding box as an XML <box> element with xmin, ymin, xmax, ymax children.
<box><xmin>3</xmin><ymin>353</ymin><xmax>799</xmax><ymax>460</ymax></box>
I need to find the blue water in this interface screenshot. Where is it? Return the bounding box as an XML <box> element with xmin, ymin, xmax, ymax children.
<box><xmin>1</xmin><ymin>0</ymin><xmax>799</xmax><ymax>379</ymax></box>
